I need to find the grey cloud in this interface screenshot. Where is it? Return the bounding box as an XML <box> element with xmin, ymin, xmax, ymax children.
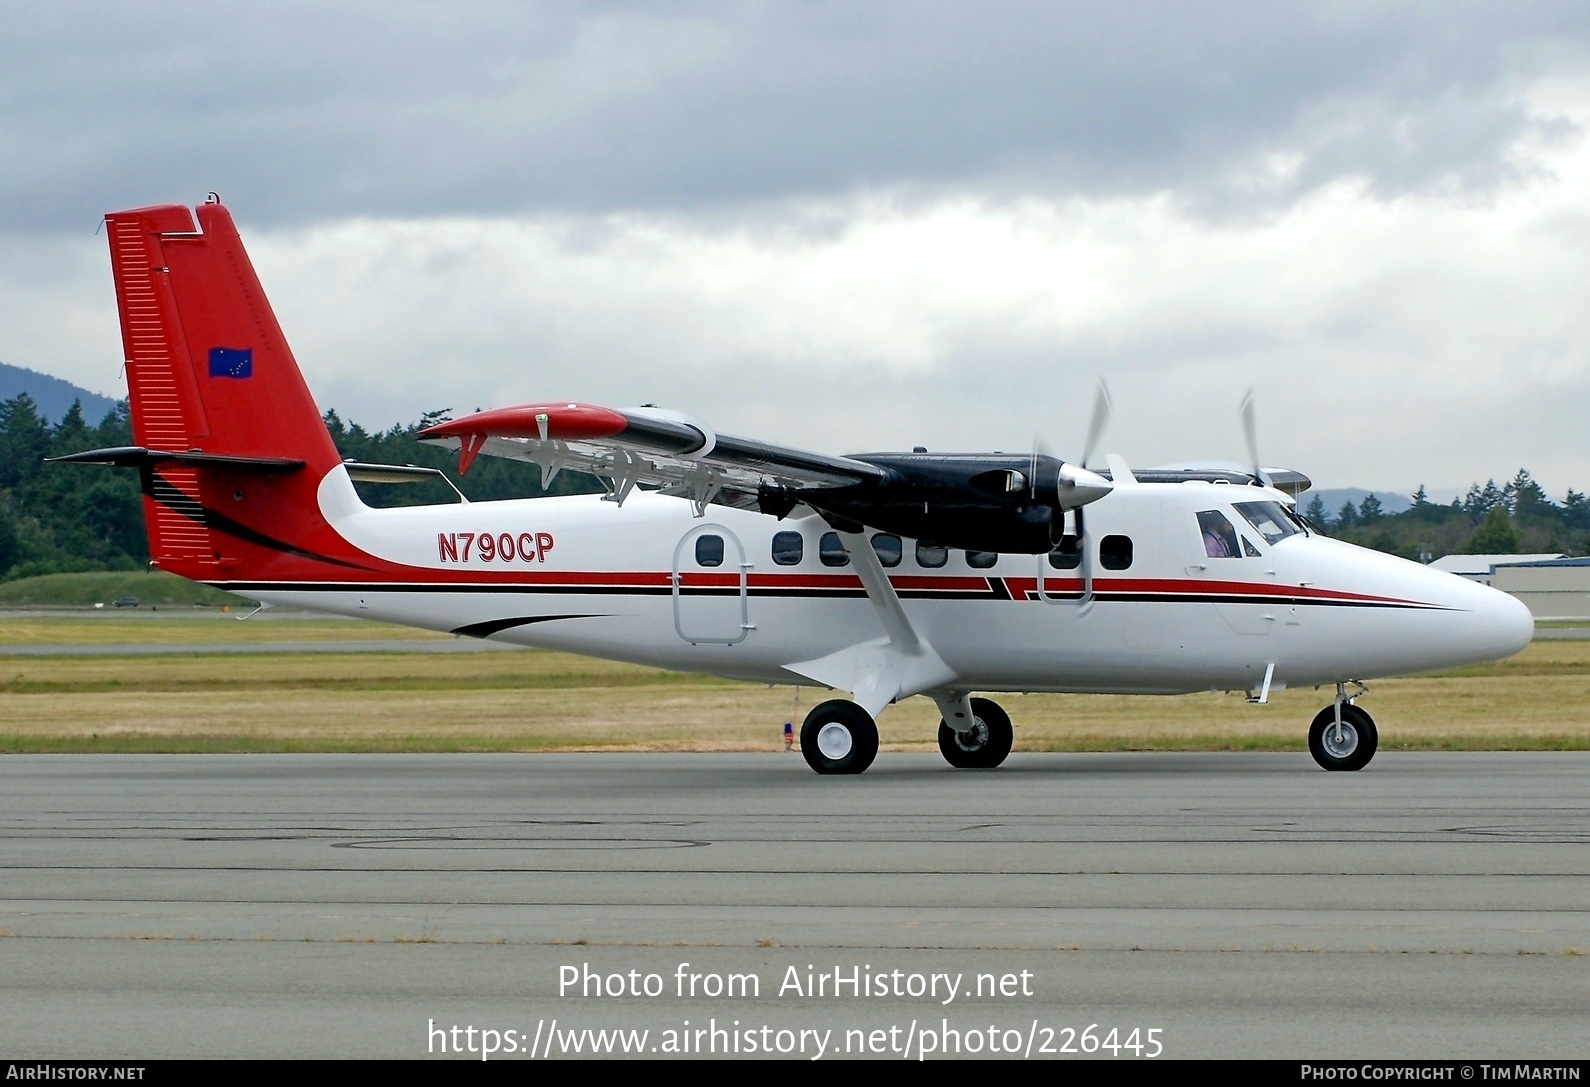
<box><xmin>4</xmin><ymin>2</ymin><xmax>1589</xmax><ymax>231</ymax></box>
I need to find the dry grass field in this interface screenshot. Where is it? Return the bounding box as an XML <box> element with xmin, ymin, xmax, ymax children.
<box><xmin>0</xmin><ymin>616</ymin><xmax>445</xmax><ymax>644</ymax></box>
<box><xmin>0</xmin><ymin>617</ymin><xmax>1585</xmax><ymax>753</ymax></box>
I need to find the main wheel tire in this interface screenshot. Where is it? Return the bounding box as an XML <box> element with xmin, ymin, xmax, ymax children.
<box><xmin>1308</xmin><ymin>704</ymin><xmax>1378</xmax><ymax>771</ymax></box>
<box><xmin>937</xmin><ymin>697</ymin><xmax>1014</xmax><ymax>769</ymax></box>
<box><xmin>800</xmin><ymin>700</ymin><xmax>879</xmax><ymax>775</ymax></box>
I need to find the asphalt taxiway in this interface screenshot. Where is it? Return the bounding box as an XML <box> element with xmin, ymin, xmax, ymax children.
<box><xmin>1</xmin><ymin>753</ymin><xmax>1586</xmax><ymax>1059</ymax></box>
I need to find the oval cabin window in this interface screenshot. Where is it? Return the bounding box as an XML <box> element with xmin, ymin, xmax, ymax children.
<box><xmin>819</xmin><ymin>532</ymin><xmax>850</xmax><ymax>567</ymax></box>
<box><xmin>695</xmin><ymin>534</ymin><xmax>725</xmax><ymax>567</ymax></box>
<box><xmin>771</xmin><ymin>531</ymin><xmax>803</xmax><ymax>566</ymax></box>
<box><xmin>871</xmin><ymin>534</ymin><xmax>903</xmax><ymax>567</ymax></box>
<box><xmin>1099</xmin><ymin>535</ymin><xmax>1133</xmax><ymax>570</ymax></box>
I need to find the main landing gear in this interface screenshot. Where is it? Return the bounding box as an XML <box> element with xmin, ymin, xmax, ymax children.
<box><xmin>937</xmin><ymin>697</ymin><xmax>1014</xmax><ymax>770</ymax></box>
<box><xmin>1308</xmin><ymin>683</ymin><xmax>1378</xmax><ymax>771</ymax></box>
<box><xmin>799</xmin><ymin>695</ymin><xmax>1017</xmax><ymax>774</ymax></box>
<box><xmin>799</xmin><ymin>700</ymin><xmax>879</xmax><ymax>775</ymax></box>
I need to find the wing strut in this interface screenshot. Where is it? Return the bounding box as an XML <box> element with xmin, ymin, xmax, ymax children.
<box><xmin>783</xmin><ymin>529</ymin><xmax>956</xmax><ymax>718</ymax></box>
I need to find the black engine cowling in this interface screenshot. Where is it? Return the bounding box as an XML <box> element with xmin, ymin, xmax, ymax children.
<box><xmin>765</xmin><ymin>452</ymin><xmax>1096</xmax><ymax>555</ymax></box>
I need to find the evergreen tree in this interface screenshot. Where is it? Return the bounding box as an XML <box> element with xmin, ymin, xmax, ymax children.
<box><xmin>0</xmin><ymin>395</ymin><xmax>50</xmax><ymax>491</ymax></box>
<box><xmin>1464</xmin><ymin>507</ymin><xmax>1521</xmax><ymax>554</ymax></box>
<box><xmin>1507</xmin><ymin>468</ymin><xmax>1551</xmax><ymax>519</ymax></box>
<box><xmin>1358</xmin><ymin>494</ymin><xmax>1384</xmax><ymax>524</ymax></box>
<box><xmin>1304</xmin><ymin>495</ymin><xmax>1327</xmax><ymax>527</ymax></box>
<box><xmin>1336</xmin><ymin>502</ymin><xmax>1357</xmax><ymax>530</ymax></box>
<box><xmin>0</xmin><ymin>495</ymin><xmax>18</xmax><ymax>573</ymax></box>
<box><xmin>1565</xmin><ymin>489</ymin><xmax>1590</xmax><ymax>531</ymax></box>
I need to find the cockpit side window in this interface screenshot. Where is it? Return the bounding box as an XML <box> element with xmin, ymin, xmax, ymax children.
<box><xmin>1233</xmin><ymin>501</ymin><xmax>1302</xmax><ymax>546</ymax></box>
<box><xmin>1242</xmin><ymin>536</ymin><xmax>1262</xmax><ymax>558</ymax></box>
<box><xmin>1196</xmin><ymin>510</ymin><xmax>1241</xmax><ymax>558</ymax></box>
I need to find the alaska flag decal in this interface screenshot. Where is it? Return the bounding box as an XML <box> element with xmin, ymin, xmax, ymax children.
<box><xmin>208</xmin><ymin>347</ymin><xmax>253</xmax><ymax>379</ymax></box>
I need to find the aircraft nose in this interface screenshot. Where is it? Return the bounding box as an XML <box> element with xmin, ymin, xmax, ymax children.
<box><xmin>1479</xmin><ymin>584</ymin><xmax>1535</xmax><ymax>658</ymax></box>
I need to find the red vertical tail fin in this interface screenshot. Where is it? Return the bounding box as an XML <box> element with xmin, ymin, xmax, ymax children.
<box><xmin>104</xmin><ymin>200</ymin><xmax>361</xmax><ymax>581</ymax></box>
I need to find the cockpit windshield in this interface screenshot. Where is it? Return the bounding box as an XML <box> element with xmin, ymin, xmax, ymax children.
<box><xmin>1233</xmin><ymin>500</ymin><xmax>1303</xmax><ymax>545</ymax></box>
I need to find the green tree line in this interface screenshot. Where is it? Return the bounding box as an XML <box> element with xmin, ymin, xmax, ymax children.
<box><xmin>2</xmin><ymin>391</ymin><xmax>1585</xmax><ymax>580</ymax></box>
<box><xmin>1302</xmin><ymin>471</ymin><xmax>1590</xmax><ymax>559</ymax></box>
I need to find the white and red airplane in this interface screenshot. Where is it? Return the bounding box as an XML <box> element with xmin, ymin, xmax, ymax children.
<box><xmin>57</xmin><ymin>198</ymin><xmax>1534</xmax><ymax>775</ymax></box>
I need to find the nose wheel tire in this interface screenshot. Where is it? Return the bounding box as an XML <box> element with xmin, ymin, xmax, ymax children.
<box><xmin>1308</xmin><ymin>704</ymin><xmax>1378</xmax><ymax>771</ymax></box>
<box><xmin>800</xmin><ymin>700</ymin><xmax>879</xmax><ymax>775</ymax></box>
<box><xmin>938</xmin><ymin>697</ymin><xmax>1014</xmax><ymax>769</ymax></box>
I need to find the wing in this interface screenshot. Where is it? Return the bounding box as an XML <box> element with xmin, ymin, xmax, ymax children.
<box><xmin>417</xmin><ymin>402</ymin><xmax>888</xmax><ymax>514</ymax></box>
<box><xmin>417</xmin><ymin>400</ymin><xmax>1122</xmax><ymax>554</ymax></box>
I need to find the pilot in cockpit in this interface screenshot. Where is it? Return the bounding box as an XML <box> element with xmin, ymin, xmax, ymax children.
<box><xmin>1197</xmin><ymin>510</ymin><xmax>1242</xmax><ymax>559</ymax></box>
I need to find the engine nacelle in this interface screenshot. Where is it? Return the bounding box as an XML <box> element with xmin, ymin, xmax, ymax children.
<box><xmin>774</xmin><ymin>452</ymin><xmax>1110</xmax><ymax>554</ymax></box>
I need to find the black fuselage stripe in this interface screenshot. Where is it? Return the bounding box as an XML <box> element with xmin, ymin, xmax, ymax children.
<box><xmin>143</xmin><ymin>469</ymin><xmax>373</xmax><ymax>571</ymax></box>
<box><xmin>450</xmin><ymin>614</ymin><xmax>598</xmax><ymax>638</ymax></box>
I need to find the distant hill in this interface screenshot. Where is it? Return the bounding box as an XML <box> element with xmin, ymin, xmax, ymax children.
<box><xmin>0</xmin><ymin>362</ymin><xmax>119</xmax><ymax>423</ymax></box>
<box><xmin>1310</xmin><ymin>488</ymin><xmax>1414</xmax><ymax>515</ymax></box>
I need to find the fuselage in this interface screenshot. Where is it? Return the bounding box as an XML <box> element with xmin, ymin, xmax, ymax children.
<box><xmin>211</xmin><ymin>467</ymin><xmax>1534</xmax><ymax>698</ymax></box>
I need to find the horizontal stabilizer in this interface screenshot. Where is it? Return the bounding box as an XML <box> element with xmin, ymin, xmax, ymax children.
<box><xmin>342</xmin><ymin>460</ymin><xmax>468</xmax><ymax>503</ymax></box>
<box><xmin>48</xmin><ymin>446</ymin><xmax>305</xmax><ymax>472</ymax></box>
<box><xmin>343</xmin><ymin>461</ymin><xmax>448</xmax><ymax>485</ymax></box>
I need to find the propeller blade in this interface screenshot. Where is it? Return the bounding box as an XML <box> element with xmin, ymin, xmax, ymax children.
<box><xmin>1239</xmin><ymin>389</ymin><xmax>1272</xmax><ymax>487</ymax></box>
<box><xmin>1029</xmin><ymin>434</ymin><xmax>1040</xmax><ymax>499</ymax></box>
<box><xmin>1081</xmin><ymin>379</ymin><xmax>1113</xmax><ymax>469</ymax></box>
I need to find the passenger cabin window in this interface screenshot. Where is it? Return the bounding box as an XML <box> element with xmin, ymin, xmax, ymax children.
<box><xmin>916</xmin><ymin>542</ymin><xmax>948</xmax><ymax>568</ymax></box>
<box><xmin>966</xmin><ymin>550</ymin><xmax>997</xmax><ymax>569</ymax></box>
<box><xmin>695</xmin><ymin>534</ymin><xmax>725</xmax><ymax>567</ymax></box>
<box><xmin>1233</xmin><ymin>501</ymin><xmax>1302</xmax><ymax>546</ymax></box>
<box><xmin>1099</xmin><ymin>535</ymin><xmax>1133</xmax><ymax>570</ymax></box>
<box><xmin>819</xmin><ymin>531</ymin><xmax>850</xmax><ymax>567</ymax></box>
<box><xmin>871</xmin><ymin>533</ymin><xmax>903</xmax><ymax>567</ymax></box>
<box><xmin>1048</xmin><ymin>546</ymin><xmax>1081</xmax><ymax>570</ymax></box>
<box><xmin>1196</xmin><ymin>510</ymin><xmax>1241</xmax><ymax>558</ymax></box>
<box><xmin>771</xmin><ymin>530</ymin><xmax>803</xmax><ymax>566</ymax></box>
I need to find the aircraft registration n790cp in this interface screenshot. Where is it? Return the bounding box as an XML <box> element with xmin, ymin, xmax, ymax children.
<box><xmin>56</xmin><ymin>199</ymin><xmax>1534</xmax><ymax>775</ymax></box>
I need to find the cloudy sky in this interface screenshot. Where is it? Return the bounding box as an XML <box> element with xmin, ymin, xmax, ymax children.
<box><xmin>4</xmin><ymin>1</ymin><xmax>1590</xmax><ymax>496</ymax></box>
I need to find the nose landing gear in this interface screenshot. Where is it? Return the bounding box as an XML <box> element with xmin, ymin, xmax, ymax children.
<box><xmin>1308</xmin><ymin>684</ymin><xmax>1377</xmax><ymax>771</ymax></box>
<box><xmin>937</xmin><ymin>696</ymin><xmax>1014</xmax><ymax>769</ymax></box>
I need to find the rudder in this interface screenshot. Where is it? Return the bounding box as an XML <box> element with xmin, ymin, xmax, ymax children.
<box><xmin>105</xmin><ymin>198</ymin><xmax>340</xmax><ymax>469</ymax></box>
